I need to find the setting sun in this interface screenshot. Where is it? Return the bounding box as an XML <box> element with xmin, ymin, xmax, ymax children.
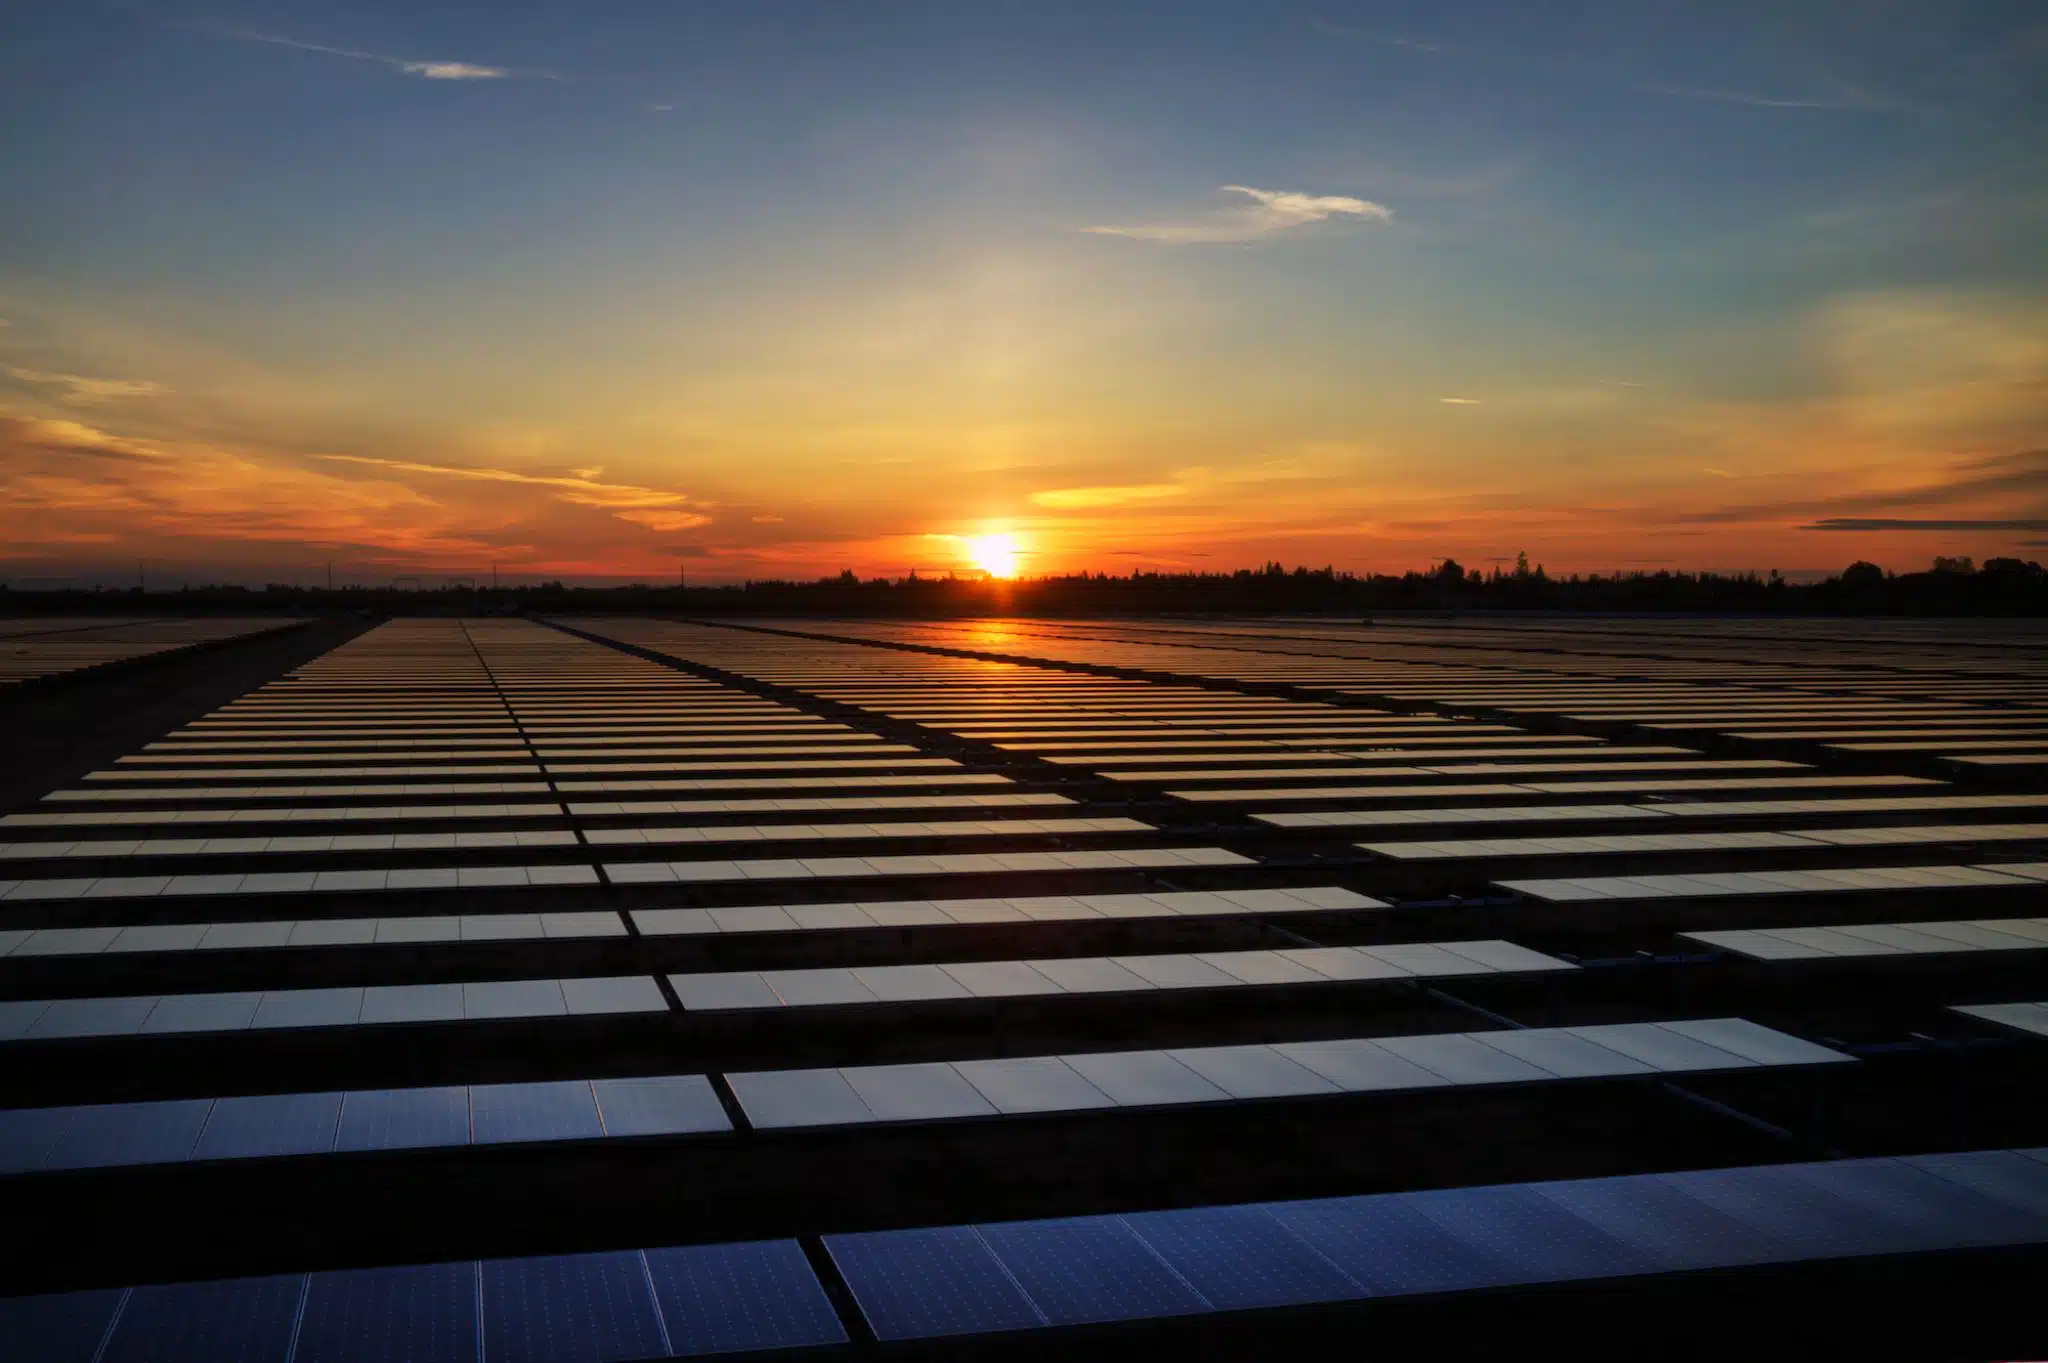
<box><xmin>965</xmin><ymin>533</ymin><xmax>1021</xmax><ymax>579</ymax></box>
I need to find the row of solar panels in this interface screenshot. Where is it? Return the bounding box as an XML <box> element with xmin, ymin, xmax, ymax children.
<box><xmin>0</xmin><ymin>931</ymin><xmax>1556</xmax><ymax>1039</ymax></box>
<box><xmin>1</xmin><ymin>1239</ymin><xmax>845</xmax><ymax>1362</ymax></box>
<box><xmin>0</xmin><ymin>887</ymin><xmax>1370</xmax><ymax>961</ymax></box>
<box><xmin>0</xmin><ymin>1016</ymin><xmax>1847</xmax><ymax>1173</ymax></box>
<box><xmin>13</xmin><ymin>1145</ymin><xmax>2048</xmax><ymax>1358</ymax></box>
<box><xmin>0</xmin><ymin>1074</ymin><xmax>728</xmax><ymax>1172</ymax></box>
<box><xmin>0</xmin><ymin>618</ymin><xmax>297</xmax><ymax>687</ymax></box>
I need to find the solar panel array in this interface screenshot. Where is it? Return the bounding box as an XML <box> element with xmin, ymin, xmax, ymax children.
<box><xmin>0</xmin><ymin>617</ymin><xmax>301</xmax><ymax>688</ymax></box>
<box><xmin>2</xmin><ymin>612</ymin><xmax>2044</xmax><ymax>1356</ymax></box>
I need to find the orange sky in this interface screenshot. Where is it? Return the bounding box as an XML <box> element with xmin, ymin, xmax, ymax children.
<box><xmin>4</xmin><ymin>6</ymin><xmax>2045</xmax><ymax>586</ymax></box>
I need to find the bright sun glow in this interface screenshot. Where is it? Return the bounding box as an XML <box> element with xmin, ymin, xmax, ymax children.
<box><xmin>965</xmin><ymin>532</ymin><xmax>1020</xmax><ymax>578</ymax></box>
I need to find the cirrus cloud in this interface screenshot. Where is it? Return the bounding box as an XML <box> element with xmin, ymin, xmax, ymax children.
<box><xmin>1084</xmin><ymin>185</ymin><xmax>1391</xmax><ymax>245</ymax></box>
<box><xmin>213</xmin><ymin>29</ymin><xmax>553</xmax><ymax>82</ymax></box>
<box><xmin>4</xmin><ymin>366</ymin><xmax>168</xmax><ymax>404</ymax></box>
<box><xmin>1030</xmin><ymin>483</ymin><xmax>1191</xmax><ymax>509</ymax></box>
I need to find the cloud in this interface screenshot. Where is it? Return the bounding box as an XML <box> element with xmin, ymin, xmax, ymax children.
<box><xmin>1803</xmin><ymin>518</ymin><xmax>2048</xmax><ymax>532</ymax></box>
<box><xmin>0</xmin><ymin>412</ymin><xmax>163</xmax><ymax>461</ymax></box>
<box><xmin>751</xmin><ymin>514</ymin><xmax>785</xmax><ymax>524</ymax></box>
<box><xmin>1030</xmin><ymin>483</ymin><xmax>1191</xmax><ymax>510</ymax></box>
<box><xmin>4</xmin><ymin>366</ymin><xmax>167</xmax><ymax>404</ymax></box>
<box><xmin>313</xmin><ymin>453</ymin><xmax>693</xmax><ymax>511</ymax></box>
<box><xmin>1312</xmin><ymin>14</ymin><xmax>1900</xmax><ymax>116</ymax></box>
<box><xmin>214</xmin><ymin>29</ymin><xmax>551</xmax><ymax>82</ymax></box>
<box><xmin>312</xmin><ymin>454</ymin><xmax>714</xmax><ymax>535</ymax></box>
<box><xmin>646</xmin><ymin>103</ymin><xmax>675</xmax><ymax>113</ymax></box>
<box><xmin>613</xmin><ymin>509</ymin><xmax>713</xmax><ymax>532</ymax></box>
<box><xmin>1634</xmin><ymin>83</ymin><xmax>1897</xmax><ymax>112</ymax></box>
<box><xmin>1438</xmin><ymin>397</ymin><xmax>1482</xmax><ymax>406</ymax></box>
<box><xmin>1084</xmin><ymin>185</ymin><xmax>1391</xmax><ymax>245</ymax></box>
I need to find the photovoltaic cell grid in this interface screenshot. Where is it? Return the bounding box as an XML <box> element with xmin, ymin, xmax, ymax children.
<box><xmin>6</xmin><ymin>611</ymin><xmax>2047</xmax><ymax>1353</ymax></box>
<box><xmin>8</xmin><ymin>1149</ymin><xmax>2043</xmax><ymax>1351</ymax></box>
<box><xmin>821</xmin><ymin>1148</ymin><xmax>2048</xmax><ymax>1339</ymax></box>
<box><xmin>0</xmin><ymin>618</ymin><xmax>299</xmax><ymax>688</ymax></box>
<box><xmin>0</xmin><ymin>1240</ymin><xmax>846</xmax><ymax>1361</ymax></box>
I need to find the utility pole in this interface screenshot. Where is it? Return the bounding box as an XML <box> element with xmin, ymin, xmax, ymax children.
<box><xmin>679</xmin><ymin>561</ymin><xmax>686</xmax><ymax>590</ymax></box>
<box><xmin>492</xmin><ymin>563</ymin><xmax>498</xmax><ymax>590</ymax></box>
<box><xmin>137</xmin><ymin>560</ymin><xmax>145</xmax><ymax>593</ymax></box>
<box><xmin>326</xmin><ymin>560</ymin><xmax>333</xmax><ymax>592</ymax></box>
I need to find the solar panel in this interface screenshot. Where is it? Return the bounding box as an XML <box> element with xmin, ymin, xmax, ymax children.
<box><xmin>479</xmin><ymin>1251</ymin><xmax>667</xmax><ymax>1363</ymax></box>
<box><xmin>64</xmin><ymin>1099</ymin><xmax>214</xmax><ymax>1168</ymax></box>
<box><xmin>1260</xmin><ymin>1194</ymin><xmax>1516</xmax><ymax>1296</ymax></box>
<box><xmin>723</xmin><ymin>1067</ymin><xmax>874</xmax><ymax>1129</ymax></box>
<box><xmin>1404</xmin><ymin>1183</ymin><xmax>1669</xmax><ymax>1284</ymax></box>
<box><xmin>0</xmin><ymin>1287</ymin><xmax>125</xmax><ymax>1363</ymax></box>
<box><xmin>333</xmin><ymin>1087</ymin><xmax>472</xmax><ymax>1153</ymax></box>
<box><xmin>1656</xmin><ymin>1164</ymin><xmax>1934</xmax><ymax>1258</ymax></box>
<box><xmin>1902</xmin><ymin>1149</ymin><xmax>2048</xmax><ymax>1219</ymax></box>
<box><xmin>590</xmin><ymin>1076</ymin><xmax>730</xmax><ymax>1137</ymax></box>
<box><xmin>192</xmin><ymin>1092</ymin><xmax>343</xmax><ymax>1161</ymax></box>
<box><xmin>295</xmin><ymin>1262</ymin><xmax>477</xmax><ymax>1363</ymax></box>
<box><xmin>1791</xmin><ymin>1158</ymin><xmax>2048</xmax><ymax>1248</ymax></box>
<box><xmin>0</xmin><ymin>1103</ymin><xmax>77</xmax><ymax>1173</ymax></box>
<box><xmin>1529</xmin><ymin>1173</ymin><xmax>1798</xmax><ymax>1270</ymax></box>
<box><xmin>641</xmin><ymin>1240</ymin><xmax>847</xmax><ymax>1356</ymax></box>
<box><xmin>99</xmin><ymin>1274</ymin><xmax>304</xmax><ymax>1363</ymax></box>
<box><xmin>1060</xmin><ymin>1051</ymin><xmax>1230</xmax><ymax>1106</ymax></box>
<box><xmin>824</xmin><ymin>1226</ymin><xmax>1046</xmax><ymax>1340</ymax></box>
<box><xmin>1122</xmin><ymin>1205</ymin><xmax>1361</xmax><ymax>1310</ymax></box>
<box><xmin>468</xmin><ymin>1081</ymin><xmax>605</xmax><ymax>1145</ymax></box>
<box><xmin>974</xmin><ymin>1215</ymin><xmax>1210</xmax><ymax>1325</ymax></box>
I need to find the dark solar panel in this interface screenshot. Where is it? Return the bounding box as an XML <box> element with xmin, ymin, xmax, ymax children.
<box><xmin>478</xmin><ymin>1251</ymin><xmax>666</xmax><ymax>1363</ymax></box>
<box><xmin>590</xmin><ymin>1076</ymin><xmax>731</xmax><ymax>1138</ymax></box>
<box><xmin>468</xmin><ymin>1081</ymin><xmax>604</xmax><ymax>1146</ymax></box>
<box><xmin>63</xmin><ymin>1099</ymin><xmax>213</xmax><ymax>1169</ymax></box>
<box><xmin>296</xmin><ymin>1262</ymin><xmax>479</xmax><ymax>1363</ymax></box>
<box><xmin>192</xmin><ymin>1093</ymin><xmax>343</xmax><ymax>1162</ymax></box>
<box><xmin>99</xmin><ymin>1275</ymin><xmax>304</xmax><ymax>1363</ymax></box>
<box><xmin>1903</xmin><ymin>1149</ymin><xmax>2048</xmax><ymax>1219</ymax></box>
<box><xmin>975</xmin><ymin>1215</ymin><xmax>1210</xmax><ymax>1326</ymax></box>
<box><xmin>0</xmin><ymin>1287</ymin><xmax>125</xmax><ymax>1363</ymax></box>
<box><xmin>333</xmin><ymin>1087</ymin><xmax>471</xmax><ymax>1153</ymax></box>
<box><xmin>1792</xmin><ymin>1158</ymin><xmax>2048</xmax><ymax>1248</ymax></box>
<box><xmin>1658</xmin><ymin>1165</ymin><xmax>1933</xmax><ymax>1258</ymax></box>
<box><xmin>0</xmin><ymin>1104</ymin><xmax>77</xmax><ymax>1174</ymax></box>
<box><xmin>1261</xmin><ymin>1195</ymin><xmax>1514</xmax><ymax>1297</ymax></box>
<box><xmin>1530</xmin><ymin>1174</ymin><xmax>1799</xmax><ymax>1270</ymax></box>
<box><xmin>1121</xmin><ymin>1205</ymin><xmax>1362</xmax><ymax>1310</ymax></box>
<box><xmin>1403</xmin><ymin>1184</ymin><xmax>1668</xmax><ymax>1284</ymax></box>
<box><xmin>641</xmin><ymin>1240</ymin><xmax>846</xmax><ymax>1356</ymax></box>
<box><xmin>824</xmin><ymin>1226</ymin><xmax>1045</xmax><ymax>1341</ymax></box>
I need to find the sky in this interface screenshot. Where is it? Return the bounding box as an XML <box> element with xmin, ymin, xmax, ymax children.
<box><xmin>2</xmin><ymin>0</ymin><xmax>2045</xmax><ymax>586</ymax></box>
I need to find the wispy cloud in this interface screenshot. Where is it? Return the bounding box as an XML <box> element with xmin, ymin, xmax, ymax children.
<box><xmin>1312</xmin><ymin>15</ymin><xmax>1900</xmax><ymax>115</ymax></box>
<box><xmin>1634</xmin><ymin>82</ymin><xmax>1898</xmax><ymax>112</ymax></box>
<box><xmin>3</xmin><ymin>366</ymin><xmax>167</xmax><ymax>404</ymax></box>
<box><xmin>614</xmin><ymin>509</ymin><xmax>712</xmax><ymax>532</ymax></box>
<box><xmin>313</xmin><ymin>454</ymin><xmax>693</xmax><ymax>511</ymax></box>
<box><xmin>1031</xmin><ymin>483</ymin><xmax>1190</xmax><ymax>509</ymax></box>
<box><xmin>0</xmin><ymin>411</ymin><xmax>164</xmax><ymax>462</ymax></box>
<box><xmin>1438</xmin><ymin>396</ymin><xmax>1482</xmax><ymax>406</ymax></box>
<box><xmin>1804</xmin><ymin>517</ymin><xmax>2048</xmax><ymax>532</ymax></box>
<box><xmin>214</xmin><ymin>29</ymin><xmax>553</xmax><ymax>82</ymax></box>
<box><xmin>1084</xmin><ymin>185</ymin><xmax>1391</xmax><ymax>245</ymax></box>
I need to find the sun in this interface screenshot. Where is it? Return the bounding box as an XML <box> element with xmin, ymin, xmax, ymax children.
<box><xmin>965</xmin><ymin>532</ymin><xmax>1020</xmax><ymax>579</ymax></box>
